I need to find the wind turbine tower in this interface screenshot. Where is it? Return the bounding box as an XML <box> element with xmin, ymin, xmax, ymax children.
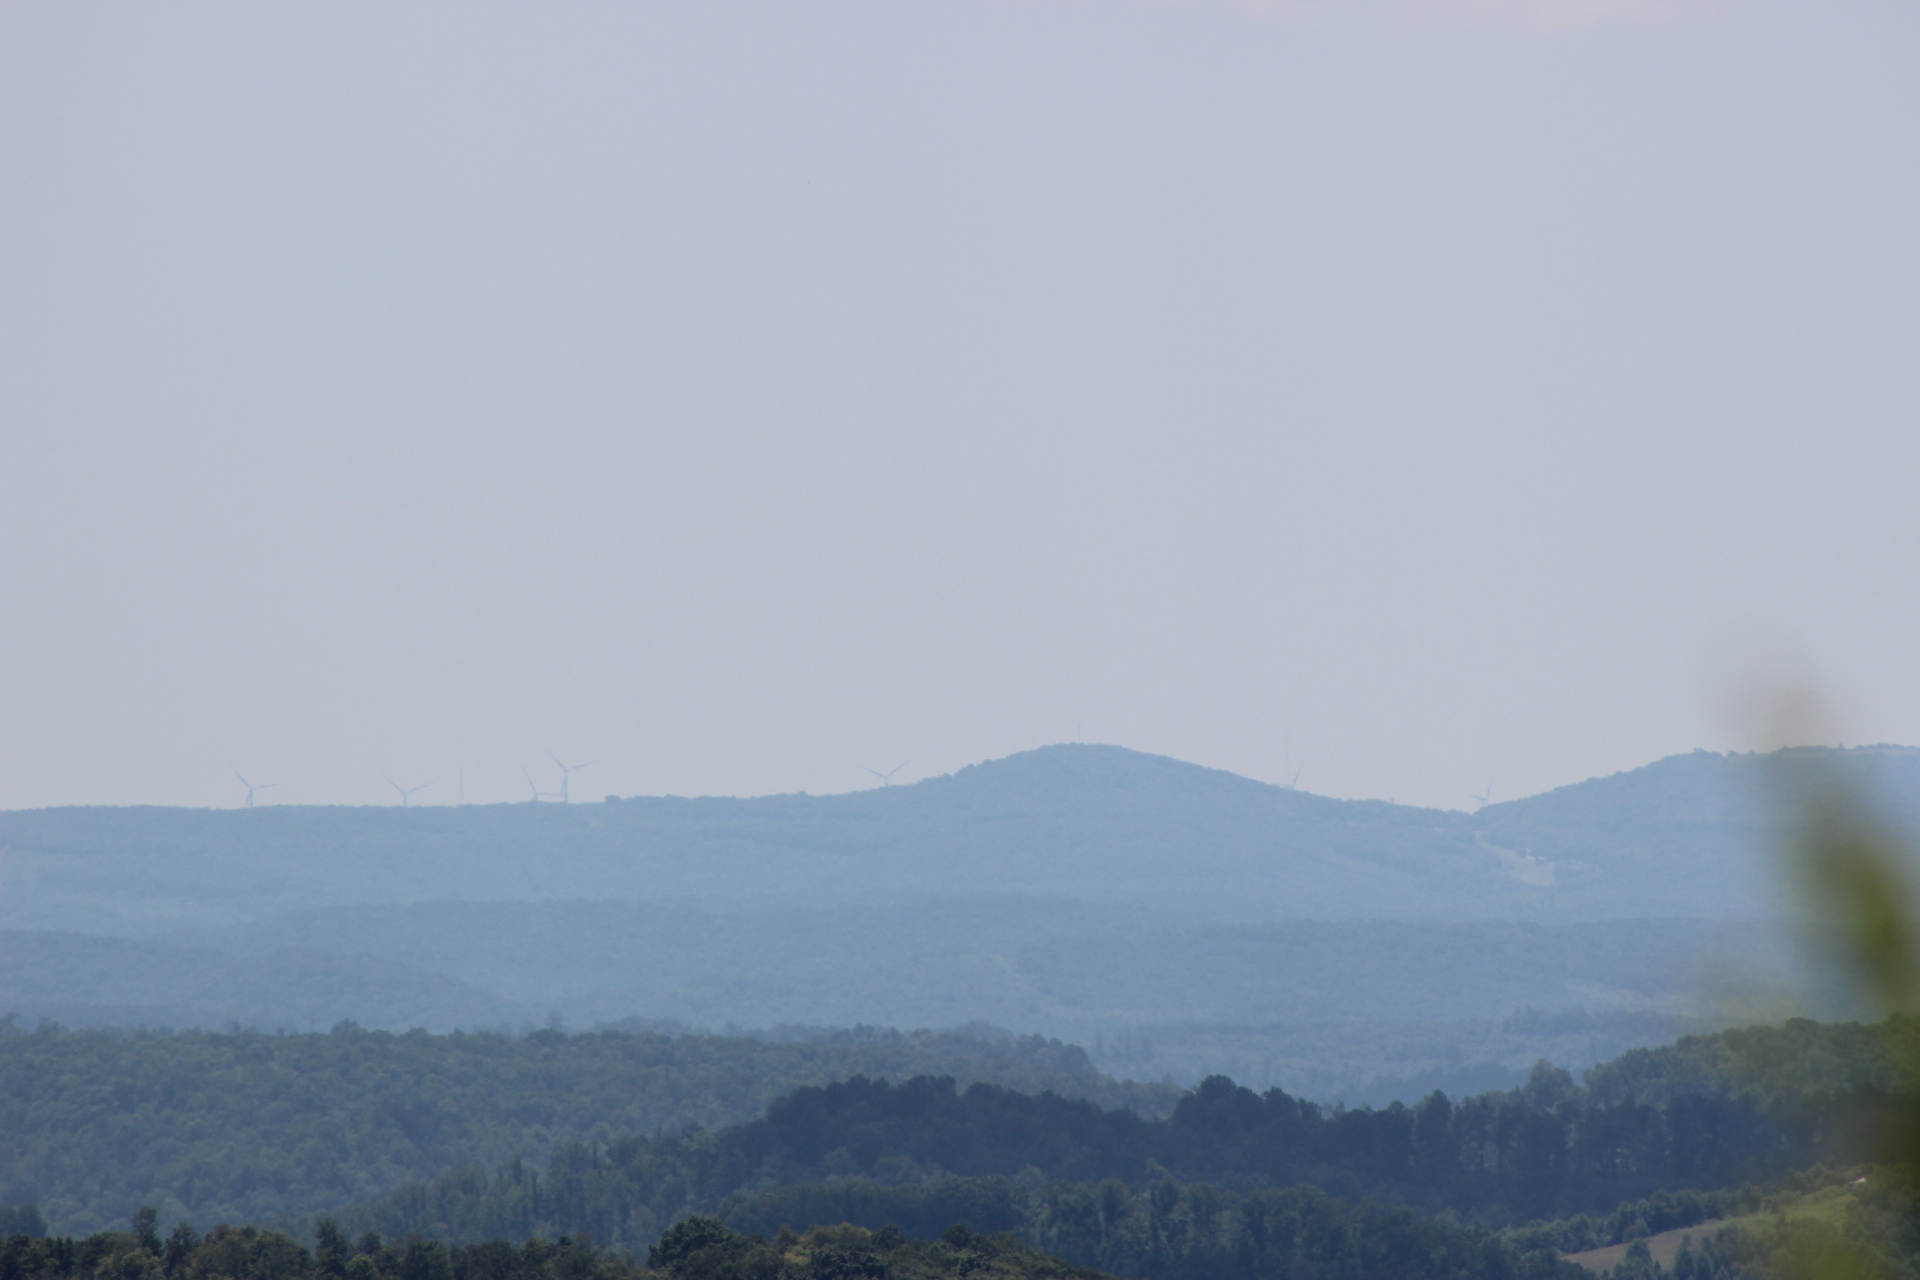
<box><xmin>234</xmin><ymin>771</ymin><xmax>281</xmax><ymax>809</ymax></box>
<box><xmin>547</xmin><ymin>754</ymin><xmax>593</xmax><ymax>803</ymax></box>
<box><xmin>1472</xmin><ymin>781</ymin><xmax>1495</xmax><ymax>811</ymax></box>
<box><xmin>863</xmin><ymin>761</ymin><xmax>909</xmax><ymax>787</ymax></box>
<box><xmin>384</xmin><ymin>775</ymin><xmax>430</xmax><ymax>808</ymax></box>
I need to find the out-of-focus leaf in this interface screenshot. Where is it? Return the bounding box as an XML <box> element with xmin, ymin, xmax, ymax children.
<box><xmin>1798</xmin><ymin>791</ymin><xmax>1920</xmax><ymax>1012</ymax></box>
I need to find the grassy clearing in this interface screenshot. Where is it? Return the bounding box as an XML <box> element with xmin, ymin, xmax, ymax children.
<box><xmin>1562</xmin><ymin>1180</ymin><xmax>1864</xmax><ymax>1273</ymax></box>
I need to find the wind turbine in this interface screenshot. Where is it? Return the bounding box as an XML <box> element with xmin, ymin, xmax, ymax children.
<box><xmin>384</xmin><ymin>775</ymin><xmax>430</xmax><ymax>808</ymax></box>
<box><xmin>523</xmin><ymin>770</ymin><xmax>558</xmax><ymax>803</ymax></box>
<box><xmin>1471</xmin><ymin>781</ymin><xmax>1494</xmax><ymax>811</ymax></box>
<box><xmin>234</xmin><ymin>770</ymin><xmax>281</xmax><ymax>809</ymax></box>
<box><xmin>863</xmin><ymin>761</ymin><xmax>909</xmax><ymax>787</ymax></box>
<box><xmin>547</xmin><ymin>754</ymin><xmax>593</xmax><ymax>803</ymax></box>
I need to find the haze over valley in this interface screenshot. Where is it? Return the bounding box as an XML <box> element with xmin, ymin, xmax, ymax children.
<box><xmin>9</xmin><ymin>742</ymin><xmax>1913</xmax><ymax>1101</ymax></box>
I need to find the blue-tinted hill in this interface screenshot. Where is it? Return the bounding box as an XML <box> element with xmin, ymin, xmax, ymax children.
<box><xmin>4</xmin><ymin>743</ymin><xmax>1917</xmax><ymax>934</ymax></box>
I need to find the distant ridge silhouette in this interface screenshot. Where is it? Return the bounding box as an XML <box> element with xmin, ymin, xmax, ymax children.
<box><xmin>3</xmin><ymin>743</ymin><xmax>1917</xmax><ymax>934</ymax></box>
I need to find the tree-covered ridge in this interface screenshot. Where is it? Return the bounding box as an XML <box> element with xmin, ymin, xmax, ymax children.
<box><xmin>0</xmin><ymin>1206</ymin><xmax>1591</xmax><ymax>1280</ymax></box>
<box><xmin>0</xmin><ymin>1208</ymin><xmax>1587</xmax><ymax>1280</ymax></box>
<box><xmin>336</xmin><ymin>1064</ymin><xmax>1813</xmax><ymax>1251</ymax></box>
<box><xmin>330</xmin><ymin>1015</ymin><xmax>1920</xmax><ymax>1257</ymax></box>
<box><xmin>10</xmin><ymin>1013</ymin><xmax>1915</xmax><ymax>1264</ymax></box>
<box><xmin>11</xmin><ymin>745</ymin><xmax>1917</xmax><ymax>936</ymax></box>
<box><xmin>716</xmin><ymin>1180</ymin><xmax>1588</xmax><ymax>1280</ymax></box>
<box><xmin>0</xmin><ymin>1023</ymin><xmax>1176</xmax><ymax>1236</ymax></box>
<box><xmin>1501</xmin><ymin>1166</ymin><xmax>1859</xmax><ymax>1257</ymax></box>
<box><xmin>16</xmin><ymin>1178</ymin><xmax>1914</xmax><ymax>1280</ymax></box>
<box><xmin>0</xmin><ymin>1215</ymin><xmax>1121</xmax><ymax>1280</ymax></box>
<box><xmin>334</xmin><ymin>1013</ymin><xmax>1920</xmax><ymax>1266</ymax></box>
<box><xmin>646</xmin><ymin>1220</ymin><xmax>1116</xmax><ymax>1280</ymax></box>
<box><xmin>1584</xmin><ymin>1016</ymin><xmax>1920</xmax><ymax>1111</ymax></box>
<box><xmin>0</xmin><ymin>1219</ymin><xmax>647</xmax><ymax>1280</ymax></box>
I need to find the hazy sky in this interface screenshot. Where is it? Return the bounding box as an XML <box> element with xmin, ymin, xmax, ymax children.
<box><xmin>3</xmin><ymin>1</ymin><xmax>1916</xmax><ymax>811</ymax></box>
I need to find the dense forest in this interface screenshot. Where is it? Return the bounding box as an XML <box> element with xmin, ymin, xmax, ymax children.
<box><xmin>11</xmin><ymin>1014</ymin><xmax>1913</xmax><ymax>1242</ymax></box>
<box><xmin>334</xmin><ymin>1050</ymin><xmax>1873</xmax><ymax>1250</ymax></box>
<box><xmin>294</xmin><ymin>1016</ymin><xmax>1917</xmax><ymax>1278</ymax></box>
<box><xmin>23</xmin><ymin>1177</ymin><xmax>1909</xmax><ymax>1279</ymax></box>
<box><xmin>0</xmin><ymin>1213</ymin><xmax>1132</xmax><ymax>1280</ymax></box>
<box><xmin>0</xmin><ymin>1023</ymin><xmax>1175</xmax><ymax>1235</ymax></box>
<box><xmin>0</xmin><ymin>1202</ymin><xmax>1589</xmax><ymax>1280</ymax></box>
<box><xmin>1088</xmin><ymin>1008</ymin><xmax>1721</xmax><ymax>1107</ymax></box>
<box><xmin>14</xmin><ymin>1176</ymin><xmax>1920</xmax><ymax>1280</ymax></box>
<box><xmin>10</xmin><ymin>1016</ymin><xmax>1920</xmax><ymax>1278</ymax></box>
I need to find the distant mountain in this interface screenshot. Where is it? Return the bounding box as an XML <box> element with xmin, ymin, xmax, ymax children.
<box><xmin>3</xmin><ymin>743</ymin><xmax>1915</xmax><ymax>933</ymax></box>
<box><xmin>1473</xmin><ymin>744</ymin><xmax>1920</xmax><ymax>918</ymax></box>
<box><xmin>3</xmin><ymin>744</ymin><xmax>1909</xmax><ymax>1091</ymax></box>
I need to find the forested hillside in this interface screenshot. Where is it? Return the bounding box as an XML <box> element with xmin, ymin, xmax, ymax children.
<box><xmin>10</xmin><ymin>1013</ymin><xmax>1910</xmax><ymax>1248</ymax></box>
<box><xmin>339</xmin><ymin>1017</ymin><xmax>1905</xmax><ymax>1251</ymax></box>
<box><xmin>0</xmin><ymin>1023</ymin><xmax>1174</xmax><ymax>1236</ymax></box>
<box><xmin>304</xmin><ymin>1016</ymin><xmax>1920</xmax><ymax>1278</ymax></box>
<box><xmin>12</xmin><ymin>745</ymin><xmax>1909</xmax><ymax>1100</ymax></box>
<box><xmin>0</xmin><ymin>932</ymin><xmax>519</xmax><ymax>1034</ymax></box>
<box><xmin>0</xmin><ymin>1217</ymin><xmax>1147</xmax><ymax>1280</ymax></box>
<box><xmin>0</xmin><ymin>1203</ymin><xmax>1586</xmax><ymax>1280</ymax></box>
<box><xmin>1092</xmin><ymin>1008</ymin><xmax>1723</xmax><ymax>1106</ymax></box>
<box><xmin>3</xmin><ymin>913</ymin><xmax>1789</xmax><ymax>1068</ymax></box>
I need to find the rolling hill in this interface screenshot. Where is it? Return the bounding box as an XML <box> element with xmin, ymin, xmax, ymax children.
<box><xmin>5</xmin><ymin>743</ymin><xmax>1915</xmax><ymax>935</ymax></box>
<box><xmin>4</xmin><ymin>743</ymin><xmax>1912</xmax><ymax>1096</ymax></box>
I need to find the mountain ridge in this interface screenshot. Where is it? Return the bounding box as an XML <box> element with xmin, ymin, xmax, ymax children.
<box><xmin>5</xmin><ymin>743</ymin><xmax>1918</xmax><ymax>934</ymax></box>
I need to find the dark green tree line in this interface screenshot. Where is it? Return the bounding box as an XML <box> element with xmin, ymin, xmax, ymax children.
<box><xmin>340</xmin><ymin>1015</ymin><xmax>1919</xmax><ymax>1251</ymax></box>
<box><xmin>0</xmin><ymin>1022</ymin><xmax>1173</xmax><ymax>1236</ymax></box>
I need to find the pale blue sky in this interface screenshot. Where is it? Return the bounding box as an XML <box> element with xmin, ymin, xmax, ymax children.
<box><xmin>4</xmin><ymin>1</ymin><xmax>1916</xmax><ymax>810</ymax></box>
